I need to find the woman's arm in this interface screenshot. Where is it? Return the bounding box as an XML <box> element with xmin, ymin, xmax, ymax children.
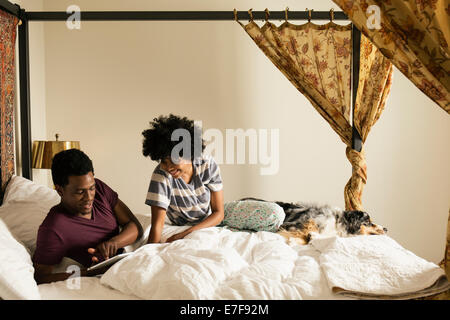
<box><xmin>147</xmin><ymin>206</ymin><xmax>167</xmax><ymax>244</ymax></box>
<box><xmin>166</xmin><ymin>189</ymin><xmax>224</xmax><ymax>242</ymax></box>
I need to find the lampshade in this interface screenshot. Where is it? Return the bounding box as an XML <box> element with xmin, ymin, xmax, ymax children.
<box><xmin>32</xmin><ymin>134</ymin><xmax>80</xmax><ymax>169</ymax></box>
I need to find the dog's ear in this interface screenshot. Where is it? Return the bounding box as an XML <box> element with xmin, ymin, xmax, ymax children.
<box><xmin>357</xmin><ymin>211</ymin><xmax>371</xmax><ymax>224</ymax></box>
<box><xmin>343</xmin><ymin>210</ymin><xmax>353</xmax><ymax>221</ymax></box>
<box><xmin>275</xmin><ymin>201</ymin><xmax>303</xmax><ymax>213</ymax></box>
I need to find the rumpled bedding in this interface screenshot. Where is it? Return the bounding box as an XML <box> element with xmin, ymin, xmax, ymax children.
<box><xmin>95</xmin><ymin>226</ymin><xmax>449</xmax><ymax>300</ymax></box>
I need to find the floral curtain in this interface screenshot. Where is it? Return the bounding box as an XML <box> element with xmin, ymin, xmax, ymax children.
<box><xmin>333</xmin><ymin>0</ymin><xmax>449</xmax><ymax>113</ymax></box>
<box><xmin>344</xmin><ymin>35</ymin><xmax>393</xmax><ymax>211</ymax></box>
<box><xmin>242</xmin><ymin>20</ymin><xmax>353</xmax><ymax>146</ymax></box>
<box><xmin>238</xmin><ymin>18</ymin><xmax>393</xmax><ymax>210</ymax></box>
<box><xmin>0</xmin><ymin>10</ymin><xmax>19</xmax><ymax>203</ymax></box>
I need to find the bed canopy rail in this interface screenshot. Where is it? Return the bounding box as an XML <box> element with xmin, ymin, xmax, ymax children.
<box><xmin>0</xmin><ymin>1</ymin><xmax>361</xmax><ymax>182</ymax></box>
<box><xmin>24</xmin><ymin>10</ymin><xmax>350</xmax><ymax>22</ymax></box>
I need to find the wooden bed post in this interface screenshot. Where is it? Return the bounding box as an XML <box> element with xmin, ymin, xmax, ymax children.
<box><xmin>344</xmin><ymin>24</ymin><xmax>365</xmax><ymax>211</ymax></box>
<box><xmin>18</xmin><ymin>8</ymin><xmax>32</xmax><ymax>180</ymax></box>
<box><xmin>0</xmin><ymin>0</ymin><xmax>31</xmax><ymax>180</ymax></box>
<box><xmin>351</xmin><ymin>24</ymin><xmax>362</xmax><ymax>152</ymax></box>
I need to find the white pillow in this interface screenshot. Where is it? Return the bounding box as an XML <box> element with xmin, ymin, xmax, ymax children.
<box><xmin>0</xmin><ymin>218</ymin><xmax>41</xmax><ymax>299</ymax></box>
<box><xmin>3</xmin><ymin>175</ymin><xmax>58</xmax><ymax>205</ymax></box>
<box><xmin>0</xmin><ymin>175</ymin><xmax>60</xmax><ymax>254</ymax></box>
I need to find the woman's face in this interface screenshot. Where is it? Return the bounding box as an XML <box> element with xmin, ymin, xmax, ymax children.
<box><xmin>160</xmin><ymin>157</ymin><xmax>192</xmax><ymax>179</ymax></box>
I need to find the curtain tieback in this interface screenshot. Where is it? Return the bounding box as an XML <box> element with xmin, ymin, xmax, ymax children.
<box><xmin>344</xmin><ymin>146</ymin><xmax>367</xmax><ymax>211</ymax></box>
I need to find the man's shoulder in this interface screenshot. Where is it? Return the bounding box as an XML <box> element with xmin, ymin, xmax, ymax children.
<box><xmin>94</xmin><ymin>177</ymin><xmax>108</xmax><ymax>189</ymax></box>
<box><xmin>93</xmin><ymin>177</ymin><xmax>116</xmax><ymax>196</ymax></box>
<box><xmin>40</xmin><ymin>205</ymin><xmax>70</xmax><ymax>229</ymax></box>
<box><xmin>93</xmin><ymin>177</ymin><xmax>119</xmax><ymax>209</ymax></box>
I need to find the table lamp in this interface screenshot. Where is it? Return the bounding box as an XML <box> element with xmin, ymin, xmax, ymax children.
<box><xmin>32</xmin><ymin>134</ymin><xmax>80</xmax><ymax>169</ymax></box>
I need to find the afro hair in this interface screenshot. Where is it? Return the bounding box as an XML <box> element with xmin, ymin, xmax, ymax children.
<box><xmin>142</xmin><ymin>114</ymin><xmax>205</xmax><ymax>162</ymax></box>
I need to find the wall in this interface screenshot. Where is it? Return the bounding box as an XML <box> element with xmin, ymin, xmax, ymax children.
<box><xmin>21</xmin><ymin>0</ymin><xmax>450</xmax><ymax>263</ymax></box>
<box><xmin>13</xmin><ymin>0</ymin><xmax>50</xmax><ymax>186</ymax></box>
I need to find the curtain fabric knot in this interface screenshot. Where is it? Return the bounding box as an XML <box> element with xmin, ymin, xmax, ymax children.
<box><xmin>344</xmin><ymin>146</ymin><xmax>367</xmax><ymax>211</ymax></box>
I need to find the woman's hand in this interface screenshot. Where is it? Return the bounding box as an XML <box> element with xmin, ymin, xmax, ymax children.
<box><xmin>165</xmin><ymin>190</ymin><xmax>225</xmax><ymax>243</ymax></box>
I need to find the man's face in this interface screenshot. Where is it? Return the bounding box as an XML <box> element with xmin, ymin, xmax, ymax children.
<box><xmin>56</xmin><ymin>172</ymin><xmax>96</xmax><ymax>216</ymax></box>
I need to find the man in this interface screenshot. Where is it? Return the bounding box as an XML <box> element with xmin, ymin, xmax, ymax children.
<box><xmin>32</xmin><ymin>149</ymin><xmax>143</xmax><ymax>284</ymax></box>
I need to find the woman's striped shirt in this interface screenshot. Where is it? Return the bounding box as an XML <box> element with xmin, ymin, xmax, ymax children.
<box><xmin>145</xmin><ymin>155</ymin><xmax>223</xmax><ymax>226</ymax></box>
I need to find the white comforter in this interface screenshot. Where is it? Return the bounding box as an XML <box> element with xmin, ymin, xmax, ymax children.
<box><xmin>99</xmin><ymin>226</ymin><xmax>448</xmax><ymax>300</ymax></box>
<box><xmin>100</xmin><ymin>226</ymin><xmax>332</xmax><ymax>299</ymax></box>
<box><xmin>39</xmin><ymin>225</ymin><xmax>449</xmax><ymax>300</ymax></box>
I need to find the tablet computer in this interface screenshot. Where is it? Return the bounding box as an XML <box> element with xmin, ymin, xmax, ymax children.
<box><xmin>87</xmin><ymin>252</ymin><xmax>132</xmax><ymax>272</ymax></box>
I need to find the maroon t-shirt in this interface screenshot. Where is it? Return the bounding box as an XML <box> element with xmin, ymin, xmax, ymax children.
<box><xmin>32</xmin><ymin>178</ymin><xmax>120</xmax><ymax>268</ymax></box>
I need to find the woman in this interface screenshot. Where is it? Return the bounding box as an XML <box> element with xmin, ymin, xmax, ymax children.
<box><xmin>142</xmin><ymin>114</ymin><xmax>284</xmax><ymax>243</ymax></box>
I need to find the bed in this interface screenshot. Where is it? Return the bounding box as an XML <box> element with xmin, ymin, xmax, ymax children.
<box><xmin>0</xmin><ymin>0</ymin><xmax>449</xmax><ymax>301</ymax></box>
<box><xmin>1</xmin><ymin>175</ymin><xmax>448</xmax><ymax>300</ymax></box>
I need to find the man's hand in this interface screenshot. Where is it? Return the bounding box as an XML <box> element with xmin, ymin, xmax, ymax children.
<box><xmin>88</xmin><ymin>240</ymin><xmax>118</xmax><ymax>263</ymax></box>
<box><xmin>166</xmin><ymin>230</ymin><xmax>190</xmax><ymax>243</ymax></box>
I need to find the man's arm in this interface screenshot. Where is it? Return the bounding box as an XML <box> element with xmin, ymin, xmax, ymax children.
<box><xmin>33</xmin><ymin>264</ymin><xmax>74</xmax><ymax>285</ymax></box>
<box><xmin>33</xmin><ymin>227</ymin><xmax>75</xmax><ymax>284</ymax></box>
<box><xmin>112</xmin><ymin>198</ymin><xmax>144</xmax><ymax>245</ymax></box>
<box><xmin>166</xmin><ymin>189</ymin><xmax>224</xmax><ymax>242</ymax></box>
<box><xmin>34</xmin><ymin>263</ymin><xmax>110</xmax><ymax>285</ymax></box>
<box><xmin>89</xmin><ymin>198</ymin><xmax>143</xmax><ymax>261</ymax></box>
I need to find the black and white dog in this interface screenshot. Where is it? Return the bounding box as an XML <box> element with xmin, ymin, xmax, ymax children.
<box><xmin>240</xmin><ymin>197</ymin><xmax>387</xmax><ymax>244</ymax></box>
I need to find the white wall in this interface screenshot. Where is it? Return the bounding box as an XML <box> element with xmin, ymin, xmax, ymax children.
<box><xmin>19</xmin><ymin>0</ymin><xmax>449</xmax><ymax>263</ymax></box>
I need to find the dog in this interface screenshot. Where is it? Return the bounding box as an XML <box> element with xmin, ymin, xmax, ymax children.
<box><xmin>239</xmin><ymin>197</ymin><xmax>387</xmax><ymax>245</ymax></box>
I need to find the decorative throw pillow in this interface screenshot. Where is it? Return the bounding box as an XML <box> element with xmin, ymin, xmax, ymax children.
<box><xmin>221</xmin><ymin>200</ymin><xmax>285</xmax><ymax>232</ymax></box>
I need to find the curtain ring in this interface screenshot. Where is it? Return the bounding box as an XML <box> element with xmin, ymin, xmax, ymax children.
<box><xmin>248</xmin><ymin>8</ymin><xmax>254</xmax><ymax>22</ymax></box>
<box><xmin>306</xmin><ymin>9</ymin><xmax>313</xmax><ymax>22</ymax></box>
<box><xmin>285</xmin><ymin>7</ymin><xmax>289</xmax><ymax>22</ymax></box>
<box><xmin>330</xmin><ymin>8</ymin><xmax>334</xmax><ymax>22</ymax></box>
<box><xmin>233</xmin><ymin>8</ymin><xmax>238</xmax><ymax>22</ymax></box>
<box><xmin>265</xmin><ymin>8</ymin><xmax>270</xmax><ymax>22</ymax></box>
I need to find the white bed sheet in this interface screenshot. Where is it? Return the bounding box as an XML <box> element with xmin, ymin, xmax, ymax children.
<box><xmin>38</xmin><ymin>276</ymin><xmax>139</xmax><ymax>300</ymax></box>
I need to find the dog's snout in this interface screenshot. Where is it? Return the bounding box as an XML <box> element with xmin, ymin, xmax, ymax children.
<box><xmin>383</xmin><ymin>227</ymin><xmax>388</xmax><ymax>232</ymax></box>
